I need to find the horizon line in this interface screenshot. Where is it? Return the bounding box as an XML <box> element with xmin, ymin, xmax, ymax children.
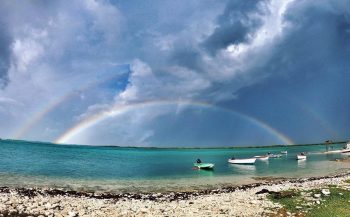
<box><xmin>0</xmin><ymin>137</ymin><xmax>346</xmax><ymax>149</ymax></box>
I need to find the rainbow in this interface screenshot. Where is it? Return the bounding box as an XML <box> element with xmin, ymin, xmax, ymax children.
<box><xmin>12</xmin><ymin>67</ymin><xmax>129</xmax><ymax>139</ymax></box>
<box><xmin>55</xmin><ymin>100</ymin><xmax>294</xmax><ymax>145</ymax></box>
<box><xmin>291</xmin><ymin>98</ymin><xmax>339</xmax><ymax>138</ymax></box>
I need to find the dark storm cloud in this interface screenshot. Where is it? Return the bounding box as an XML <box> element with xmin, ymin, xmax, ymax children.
<box><xmin>0</xmin><ymin>20</ymin><xmax>11</xmax><ymax>89</ymax></box>
<box><xmin>226</xmin><ymin>0</ymin><xmax>350</xmax><ymax>144</ymax></box>
<box><xmin>170</xmin><ymin>48</ymin><xmax>203</xmax><ymax>72</ymax></box>
<box><xmin>203</xmin><ymin>0</ymin><xmax>268</xmax><ymax>55</ymax></box>
<box><xmin>2</xmin><ymin>0</ymin><xmax>350</xmax><ymax>146</ymax></box>
<box><xmin>0</xmin><ymin>0</ymin><xmax>60</xmax><ymax>89</ymax></box>
<box><xmin>266</xmin><ymin>0</ymin><xmax>350</xmax><ymax>79</ymax></box>
<box><xmin>0</xmin><ymin>1</ymin><xmax>14</xmax><ymax>89</ymax></box>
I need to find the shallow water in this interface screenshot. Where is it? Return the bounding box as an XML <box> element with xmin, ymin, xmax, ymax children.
<box><xmin>0</xmin><ymin>140</ymin><xmax>349</xmax><ymax>193</ymax></box>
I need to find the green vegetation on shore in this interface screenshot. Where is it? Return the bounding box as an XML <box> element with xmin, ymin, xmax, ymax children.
<box><xmin>268</xmin><ymin>186</ymin><xmax>350</xmax><ymax>217</ymax></box>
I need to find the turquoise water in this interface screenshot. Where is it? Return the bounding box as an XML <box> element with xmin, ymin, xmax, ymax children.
<box><xmin>0</xmin><ymin>139</ymin><xmax>349</xmax><ymax>192</ymax></box>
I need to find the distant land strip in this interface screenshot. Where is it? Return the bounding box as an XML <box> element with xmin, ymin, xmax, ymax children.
<box><xmin>0</xmin><ymin>138</ymin><xmax>347</xmax><ymax>149</ymax></box>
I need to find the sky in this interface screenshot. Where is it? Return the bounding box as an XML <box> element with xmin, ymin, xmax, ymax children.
<box><xmin>0</xmin><ymin>0</ymin><xmax>350</xmax><ymax>147</ymax></box>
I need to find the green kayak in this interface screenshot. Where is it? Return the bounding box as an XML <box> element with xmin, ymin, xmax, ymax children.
<box><xmin>193</xmin><ymin>163</ymin><xmax>214</xmax><ymax>169</ymax></box>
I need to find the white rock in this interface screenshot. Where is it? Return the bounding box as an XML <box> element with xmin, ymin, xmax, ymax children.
<box><xmin>140</xmin><ymin>208</ymin><xmax>148</xmax><ymax>213</ymax></box>
<box><xmin>321</xmin><ymin>189</ymin><xmax>330</xmax><ymax>196</ymax></box>
<box><xmin>68</xmin><ymin>211</ymin><xmax>77</xmax><ymax>217</ymax></box>
<box><xmin>313</xmin><ymin>193</ymin><xmax>321</xmax><ymax>198</ymax></box>
<box><xmin>250</xmin><ymin>200</ymin><xmax>258</xmax><ymax>204</ymax></box>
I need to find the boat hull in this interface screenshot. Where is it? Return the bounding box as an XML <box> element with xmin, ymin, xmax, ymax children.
<box><xmin>254</xmin><ymin>156</ymin><xmax>269</xmax><ymax>160</ymax></box>
<box><xmin>228</xmin><ymin>158</ymin><xmax>256</xmax><ymax>164</ymax></box>
<box><xmin>296</xmin><ymin>155</ymin><xmax>306</xmax><ymax>160</ymax></box>
<box><xmin>269</xmin><ymin>154</ymin><xmax>282</xmax><ymax>158</ymax></box>
<box><xmin>325</xmin><ymin>150</ymin><xmax>343</xmax><ymax>154</ymax></box>
<box><xmin>193</xmin><ymin>163</ymin><xmax>214</xmax><ymax>169</ymax></box>
<box><xmin>341</xmin><ymin>149</ymin><xmax>350</xmax><ymax>154</ymax></box>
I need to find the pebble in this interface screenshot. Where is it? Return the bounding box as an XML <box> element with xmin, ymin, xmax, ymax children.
<box><xmin>0</xmin><ymin>174</ymin><xmax>349</xmax><ymax>216</ymax></box>
<box><xmin>321</xmin><ymin>189</ymin><xmax>330</xmax><ymax>196</ymax></box>
<box><xmin>140</xmin><ymin>208</ymin><xmax>148</xmax><ymax>213</ymax></box>
<box><xmin>68</xmin><ymin>211</ymin><xmax>77</xmax><ymax>217</ymax></box>
<box><xmin>313</xmin><ymin>193</ymin><xmax>321</xmax><ymax>198</ymax></box>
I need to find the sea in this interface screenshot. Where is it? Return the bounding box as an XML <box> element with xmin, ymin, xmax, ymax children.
<box><xmin>0</xmin><ymin>139</ymin><xmax>349</xmax><ymax>193</ymax></box>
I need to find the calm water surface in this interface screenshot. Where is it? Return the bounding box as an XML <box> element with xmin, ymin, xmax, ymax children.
<box><xmin>0</xmin><ymin>140</ymin><xmax>349</xmax><ymax>192</ymax></box>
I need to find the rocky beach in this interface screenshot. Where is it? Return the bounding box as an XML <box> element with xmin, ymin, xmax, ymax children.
<box><xmin>1</xmin><ymin>172</ymin><xmax>350</xmax><ymax>217</ymax></box>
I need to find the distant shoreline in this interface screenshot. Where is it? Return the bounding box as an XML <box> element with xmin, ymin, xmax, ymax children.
<box><xmin>0</xmin><ymin>138</ymin><xmax>347</xmax><ymax>149</ymax></box>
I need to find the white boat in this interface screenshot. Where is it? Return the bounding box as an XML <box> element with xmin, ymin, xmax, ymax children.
<box><xmin>297</xmin><ymin>153</ymin><xmax>307</xmax><ymax>160</ymax></box>
<box><xmin>193</xmin><ymin>163</ymin><xmax>215</xmax><ymax>169</ymax></box>
<box><xmin>326</xmin><ymin>142</ymin><xmax>350</xmax><ymax>154</ymax></box>
<box><xmin>254</xmin><ymin>155</ymin><xmax>269</xmax><ymax>160</ymax></box>
<box><xmin>341</xmin><ymin>149</ymin><xmax>350</xmax><ymax>154</ymax></box>
<box><xmin>341</xmin><ymin>142</ymin><xmax>350</xmax><ymax>154</ymax></box>
<box><xmin>228</xmin><ymin>158</ymin><xmax>256</xmax><ymax>164</ymax></box>
<box><xmin>325</xmin><ymin>149</ymin><xmax>343</xmax><ymax>154</ymax></box>
<box><xmin>268</xmin><ymin>154</ymin><xmax>282</xmax><ymax>158</ymax></box>
<box><xmin>281</xmin><ymin>151</ymin><xmax>288</xmax><ymax>154</ymax></box>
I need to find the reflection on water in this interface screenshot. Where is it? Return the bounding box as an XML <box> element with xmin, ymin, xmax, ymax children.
<box><xmin>297</xmin><ymin>159</ymin><xmax>307</xmax><ymax>168</ymax></box>
<box><xmin>229</xmin><ymin>164</ymin><xmax>256</xmax><ymax>173</ymax></box>
<box><xmin>194</xmin><ymin>169</ymin><xmax>214</xmax><ymax>177</ymax></box>
<box><xmin>260</xmin><ymin>159</ymin><xmax>269</xmax><ymax>164</ymax></box>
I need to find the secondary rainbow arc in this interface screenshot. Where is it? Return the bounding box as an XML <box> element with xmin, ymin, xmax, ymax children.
<box><xmin>55</xmin><ymin>100</ymin><xmax>294</xmax><ymax>145</ymax></box>
<box><xmin>12</xmin><ymin>67</ymin><xmax>129</xmax><ymax>139</ymax></box>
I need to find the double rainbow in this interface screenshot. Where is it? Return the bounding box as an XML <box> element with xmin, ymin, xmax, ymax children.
<box><xmin>54</xmin><ymin>100</ymin><xmax>294</xmax><ymax>145</ymax></box>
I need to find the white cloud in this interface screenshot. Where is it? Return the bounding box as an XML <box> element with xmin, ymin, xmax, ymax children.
<box><xmin>115</xmin><ymin>59</ymin><xmax>212</xmax><ymax>104</ymax></box>
<box><xmin>0</xmin><ymin>96</ymin><xmax>21</xmax><ymax>105</ymax></box>
<box><xmin>12</xmin><ymin>36</ymin><xmax>45</xmax><ymax>73</ymax></box>
<box><xmin>0</xmin><ymin>0</ymin><xmax>123</xmax><ymax>140</ymax></box>
<box><xmin>84</xmin><ymin>0</ymin><xmax>122</xmax><ymax>43</ymax></box>
<box><xmin>116</xmin><ymin>59</ymin><xmax>160</xmax><ymax>103</ymax></box>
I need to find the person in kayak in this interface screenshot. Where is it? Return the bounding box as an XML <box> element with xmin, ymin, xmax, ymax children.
<box><xmin>196</xmin><ymin>159</ymin><xmax>202</xmax><ymax>164</ymax></box>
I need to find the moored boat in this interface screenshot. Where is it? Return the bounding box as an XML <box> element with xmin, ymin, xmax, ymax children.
<box><xmin>193</xmin><ymin>158</ymin><xmax>214</xmax><ymax>169</ymax></box>
<box><xmin>281</xmin><ymin>151</ymin><xmax>288</xmax><ymax>154</ymax></box>
<box><xmin>326</xmin><ymin>142</ymin><xmax>350</xmax><ymax>154</ymax></box>
<box><xmin>193</xmin><ymin>163</ymin><xmax>214</xmax><ymax>169</ymax></box>
<box><xmin>228</xmin><ymin>158</ymin><xmax>256</xmax><ymax>164</ymax></box>
<box><xmin>254</xmin><ymin>155</ymin><xmax>269</xmax><ymax>160</ymax></box>
<box><xmin>341</xmin><ymin>149</ymin><xmax>350</xmax><ymax>154</ymax></box>
<box><xmin>341</xmin><ymin>142</ymin><xmax>350</xmax><ymax>154</ymax></box>
<box><xmin>325</xmin><ymin>149</ymin><xmax>343</xmax><ymax>154</ymax></box>
<box><xmin>268</xmin><ymin>154</ymin><xmax>282</xmax><ymax>158</ymax></box>
<box><xmin>296</xmin><ymin>153</ymin><xmax>307</xmax><ymax>160</ymax></box>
